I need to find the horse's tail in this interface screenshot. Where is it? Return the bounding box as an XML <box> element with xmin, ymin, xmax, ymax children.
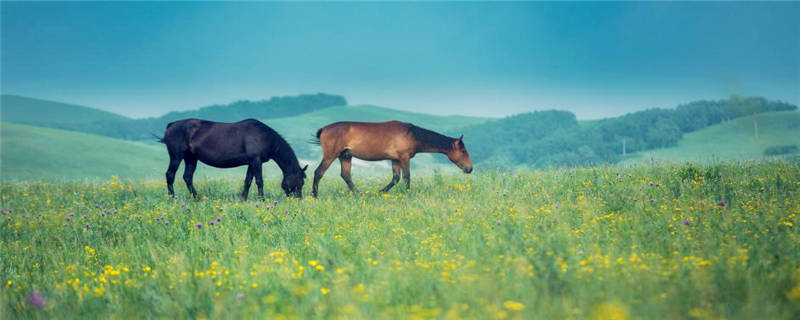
<box><xmin>153</xmin><ymin>133</ymin><xmax>166</xmax><ymax>144</ymax></box>
<box><xmin>308</xmin><ymin>128</ymin><xmax>322</xmax><ymax>145</ymax></box>
<box><xmin>155</xmin><ymin>121</ymin><xmax>178</xmax><ymax>144</ymax></box>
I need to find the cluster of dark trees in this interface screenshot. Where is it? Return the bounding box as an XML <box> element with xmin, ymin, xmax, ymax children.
<box><xmin>764</xmin><ymin>145</ymin><xmax>798</xmax><ymax>156</ymax></box>
<box><xmin>453</xmin><ymin>96</ymin><xmax>797</xmax><ymax>169</ymax></box>
<box><xmin>43</xmin><ymin>93</ymin><xmax>347</xmax><ymax>140</ymax></box>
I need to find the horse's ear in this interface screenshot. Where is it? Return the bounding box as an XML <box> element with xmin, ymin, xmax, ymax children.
<box><xmin>302</xmin><ymin>165</ymin><xmax>308</xmax><ymax>172</ymax></box>
<box><xmin>458</xmin><ymin>135</ymin><xmax>463</xmax><ymax>141</ymax></box>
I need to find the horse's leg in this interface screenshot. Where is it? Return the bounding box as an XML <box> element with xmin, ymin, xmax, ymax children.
<box><xmin>241</xmin><ymin>165</ymin><xmax>254</xmax><ymax>201</ymax></box>
<box><xmin>312</xmin><ymin>156</ymin><xmax>335</xmax><ymax>197</ymax></box>
<box><xmin>165</xmin><ymin>154</ymin><xmax>183</xmax><ymax>197</ymax></box>
<box><xmin>400</xmin><ymin>158</ymin><xmax>411</xmax><ymax>190</ymax></box>
<box><xmin>251</xmin><ymin>159</ymin><xmax>265</xmax><ymax>200</ymax></box>
<box><xmin>182</xmin><ymin>155</ymin><xmax>198</xmax><ymax>199</ymax></box>
<box><xmin>380</xmin><ymin>160</ymin><xmax>401</xmax><ymax>192</ymax></box>
<box><xmin>339</xmin><ymin>155</ymin><xmax>356</xmax><ymax>192</ymax></box>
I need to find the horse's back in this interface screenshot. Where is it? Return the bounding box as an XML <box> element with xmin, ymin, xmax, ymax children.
<box><xmin>320</xmin><ymin>121</ymin><xmax>410</xmax><ymax>136</ymax></box>
<box><xmin>317</xmin><ymin>120</ymin><xmax>415</xmax><ymax>160</ymax></box>
<box><xmin>163</xmin><ymin>118</ymin><xmax>281</xmax><ymax>167</ymax></box>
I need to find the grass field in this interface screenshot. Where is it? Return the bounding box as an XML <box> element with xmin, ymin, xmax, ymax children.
<box><xmin>1</xmin><ymin>161</ymin><xmax>798</xmax><ymax>319</ymax></box>
<box><xmin>622</xmin><ymin>111</ymin><xmax>800</xmax><ymax>165</ymax></box>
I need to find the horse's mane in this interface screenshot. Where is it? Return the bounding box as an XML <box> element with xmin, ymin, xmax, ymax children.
<box><xmin>258</xmin><ymin>122</ymin><xmax>304</xmax><ymax>176</ymax></box>
<box><xmin>407</xmin><ymin>124</ymin><xmax>453</xmax><ymax>152</ymax></box>
<box><xmin>250</xmin><ymin>119</ymin><xmax>302</xmax><ymax>175</ymax></box>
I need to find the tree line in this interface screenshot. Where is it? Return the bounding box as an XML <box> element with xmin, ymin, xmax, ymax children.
<box><xmin>451</xmin><ymin>96</ymin><xmax>797</xmax><ymax>169</ymax></box>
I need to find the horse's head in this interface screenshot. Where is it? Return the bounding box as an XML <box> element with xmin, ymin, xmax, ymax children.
<box><xmin>447</xmin><ymin>135</ymin><xmax>473</xmax><ymax>174</ymax></box>
<box><xmin>282</xmin><ymin>165</ymin><xmax>308</xmax><ymax>198</ymax></box>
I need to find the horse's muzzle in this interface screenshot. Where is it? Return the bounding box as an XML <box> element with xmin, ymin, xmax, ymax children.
<box><xmin>463</xmin><ymin>166</ymin><xmax>473</xmax><ymax>174</ymax></box>
<box><xmin>287</xmin><ymin>191</ymin><xmax>302</xmax><ymax>198</ymax></box>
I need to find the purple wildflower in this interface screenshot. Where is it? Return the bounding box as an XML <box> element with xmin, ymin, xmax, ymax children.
<box><xmin>265</xmin><ymin>206</ymin><xmax>271</xmax><ymax>210</ymax></box>
<box><xmin>27</xmin><ymin>291</ymin><xmax>46</xmax><ymax>308</ymax></box>
<box><xmin>717</xmin><ymin>200</ymin><xmax>726</xmax><ymax>207</ymax></box>
<box><xmin>65</xmin><ymin>217</ymin><xmax>71</xmax><ymax>222</ymax></box>
<box><xmin>272</xmin><ymin>200</ymin><xmax>278</xmax><ymax>206</ymax></box>
<box><xmin>85</xmin><ymin>223</ymin><xmax>91</xmax><ymax>229</ymax></box>
<box><xmin>195</xmin><ymin>222</ymin><xmax>203</xmax><ymax>229</ymax></box>
<box><xmin>95</xmin><ymin>204</ymin><xmax>102</xmax><ymax>209</ymax></box>
<box><xmin>209</xmin><ymin>221</ymin><xmax>215</xmax><ymax>226</ymax></box>
<box><xmin>236</xmin><ymin>292</ymin><xmax>245</xmax><ymax>300</ymax></box>
<box><xmin>682</xmin><ymin>219</ymin><xmax>691</xmax><ymax>226</ymax></box>
<box><xmin>216</xmin><ymin>217</ymin><xmax>222</xmax><ymax>223</ymax></box>
<box><xmin>100</xmin><ymin>211</ymin><xmax>106</xmax><ymax>217</ymax></box>
<box><xmin>0</xmin><ymin>209</ymin><xmax>8</xmax><ymax>215</ymax></box>
<box><xmin>81</xmin><ymin>214</ymin><xmax>87</xmax><ymax>219</ymax></box>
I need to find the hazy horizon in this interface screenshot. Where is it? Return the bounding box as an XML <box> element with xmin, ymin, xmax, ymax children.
<box><xmin>2</xmin><ymin>2</ymin><xmax>798</xmax><ymax>120</ymax></box>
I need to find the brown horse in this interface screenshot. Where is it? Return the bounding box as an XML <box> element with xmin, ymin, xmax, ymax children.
<box><xmin>159</xmin><ymin>118</ymin><xmax>307</xmax><ymax>199</ymax></box>
<box><xmin>311</xmin><ymin>121</ymin><xmax>473</xmax><ymax>197</ymax></box>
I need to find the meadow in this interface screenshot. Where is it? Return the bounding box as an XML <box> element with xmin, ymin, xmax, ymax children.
<box><xmin>1</xmin><ymin>161</ymin><xmax>799</xmax><ymax>319</ymax></box>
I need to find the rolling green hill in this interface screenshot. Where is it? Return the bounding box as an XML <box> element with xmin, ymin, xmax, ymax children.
<box><xmin>1</xmin><ymin>95</ymin><xmax>130</xmax><ymax>125</ymax></box>
<box><xmin>620</xmin><ymin>110</ymin><xmax>800</xmax><ymax>164</ymax></box>
<box><xmin>1</xmin><ymin>93</ymin><xmax>348</xmax><ymax>140</ymax></box>
<box><xmin>1</xmin><ymin>123</ymin><xmax>166</xmax><ymax>180</ymax></box>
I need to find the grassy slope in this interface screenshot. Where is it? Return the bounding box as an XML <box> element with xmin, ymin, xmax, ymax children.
<box><xmin>621</xmin><ymin>111</ymin><xmax>800</xmax><ymax>164</ymax></box>
<box><xmin>1</xmin><ymin>162</ymin><xmax>798</xmax><ymax>319</ymax></box>
<box><xmin>0</xmin><ymin>95</ymin><xmax>129</xmax><ymax>125</ymax></box>
<box><xmin>0</xmin><ymin>123</ymin><xmax>167</xmax><ymax>180</ymax></box>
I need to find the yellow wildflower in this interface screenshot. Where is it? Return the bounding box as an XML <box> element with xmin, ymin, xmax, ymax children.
<box><xmin>503</xmin><ymin>300</ymin><xmax>525</xmax><ymax>311</ymax></box>
<box><xmin>590</xmin><ymin>302</ymin><xmax>628</xmax><ymax>320</ymax></box>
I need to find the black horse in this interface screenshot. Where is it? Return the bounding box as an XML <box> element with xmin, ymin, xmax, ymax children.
<box><xmin>159</xmin><ymin>118</ymin><xmax>307</xmax><ymax>199</ymax></box>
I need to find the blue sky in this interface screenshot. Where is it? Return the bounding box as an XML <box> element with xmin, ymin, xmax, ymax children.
<box><xmin>2</xmin><ymin>2</ymin><xmax>798</xmax><ymax>119</ymax></box>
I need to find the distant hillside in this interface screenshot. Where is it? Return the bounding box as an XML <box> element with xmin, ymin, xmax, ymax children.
<box><xmin>620</xmin><ymin>111</ymin><xmax>800</xmax><ymax>164</ymax></box>
<box><xmin>157</xmin><ymin>93</ymin><xmax>347</xmax><ymax>124</ymax></box>
<box><xmin>264</xmin><ymin>105</ymin><xmax>490</xmax><ymax>158</ymax></box>
<box><xmin>0</xmin><ymin>93</ymin><xmax>347</xmax><ymax>140</ymax></box>
<box><xmin>452</xmin><ymin>96</ymin><xmax>797</xmax><ymax>169</ymax></box>
<box><xmin>1</xmin><ymin>95</ymin><xmax>130</xmax><ymax>125</ymax></box>
<box><xmin>1</xmin><ymin>123</ymin><xmax>166</xmax><ymax>180</ymax></box>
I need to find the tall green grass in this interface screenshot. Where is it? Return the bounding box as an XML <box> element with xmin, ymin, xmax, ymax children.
<box><xmin>1</xmin><ymin>161</ymin><xmax>799</xmax><ymax>319</ymax></box>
